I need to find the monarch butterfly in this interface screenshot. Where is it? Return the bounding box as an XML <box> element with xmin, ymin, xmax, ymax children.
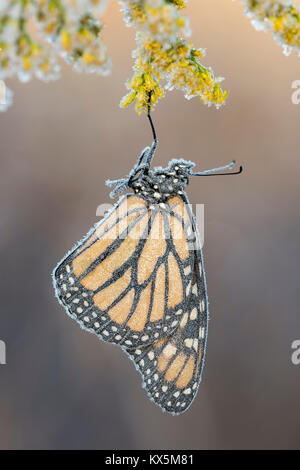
<box><xmin>52</xmin><ymin>106</ymin><xmax>242</xmax><ymax>415</ymax></box>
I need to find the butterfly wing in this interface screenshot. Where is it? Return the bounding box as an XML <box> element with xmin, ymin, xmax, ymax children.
<box><xmin>125</xmin><ymin>197</ymin><xmax>208</xmax><ymax>414</ymax></box>
<box><xmin>53</xmin><ymin>194</ymin><xmax>195</xmax><ymax>349</ymax></box>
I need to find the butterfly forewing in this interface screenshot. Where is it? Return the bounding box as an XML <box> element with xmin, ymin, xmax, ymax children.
<box><xmin>53</xmin><ymin>194</ymin><xmax>195</xmax><ymax>349</ymax></box>
<box><xmin>125</xmin><ymin>197</ymin><xmax>208</xmax><ymax>415</ymax></box>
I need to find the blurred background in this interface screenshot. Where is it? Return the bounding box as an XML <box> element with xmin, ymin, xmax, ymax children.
<box><xmin>0</xmin><ymin>0</ymin><xmax>300</xmax><ymax>450</ymax></box>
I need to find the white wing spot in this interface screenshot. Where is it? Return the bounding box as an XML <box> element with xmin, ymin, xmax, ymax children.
<box><xmin>184</xmin><ymin>266</ymin><xmax>191</xmax><ymax>275</ymax></box>
<box><xmin>163</xmin><ymin>344</ymin><xmax>177</xmax><ymax>357</ymax></box>
<box><xmin>180</xmin><ymin>312</ymin><xmax>188</xmax><ymax>328</ymax></box>
<box><xmin>199</xmin><ymin>327</ymin><xmax>205</xmax><ymax>339</ymax></box>
<box><xmin>184</xmin><ymin>338</ymin><xmax>193</xmax><ymax>348</ymax></box>
<box><xmin>199</xmin><ymin>263</ymin><xmax>202</xmax><ymax>277</ymax></box>
<box><xmin>190</xmin><ymin>308</ymin><xmax>197</xmax><ymax>320</ymax></box>
<box><xmin>186</xmin><ymin>282</ymin><xmax>191</xmax><ymax>296</ymax></box>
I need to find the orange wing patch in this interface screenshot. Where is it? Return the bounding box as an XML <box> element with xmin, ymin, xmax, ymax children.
<box><xmin>127</xmin><ymin>282</ymin><xmax>152</xmax><ymax>331</ymax></box>
<box><xmin>150</xmin><ymin>263</ymin><xmax>166</xmax><ymax>322</ymax></box>
<box><xmin>93</xmin><ymin>268</ymin><xmax>132</xmax><ymax>311</ymax></box>
<box><xmin>108</xmin><ymin>289</ymin><xmax>135</xmax><ymax>325</ymax></box>
<box><xmin>176</xmin><ymin>356</ymin><xmax>195</xmax><ymax>389</ymax></box>
<box><xmin>80</xmin><ymin>212</ymin><xmax>150</xmax><ymax>291</ymax></box>
<box><xmin>164</xmin><ymin>354</ymin><xmax>186</xmax><ymax>383</ymax></box>
<box><xmin>138</xmin><ymin>212</ymin><xmax>166</xmax><ymax>284</ymax></box>
<box><xmin>169</xmin><ymin>216</ymin><xmax>189</xmax><ymax>261</ymax></box>
<box><xmin>75</xmin><ymin>196</ymin><xmax>147</xmax><ymax>259</ymax></box>
<box><xmin>167</xmin><ymin>253</ymin><xmax>183</xmax><ymax>308</ymax></box>
<box><xmin>72</xmin><ymin>210</ymin><xmax>142</xmax><ymax>277</ymax></box>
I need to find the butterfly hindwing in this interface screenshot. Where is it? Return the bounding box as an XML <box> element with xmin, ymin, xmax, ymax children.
<box><xmin>53</xmin><ymin>194</ymin><xmax>195</xmax><ymax>348</ymax></box>
<box><xmin>125</xmin><ymin>197</ymin><xmax>208</xmax><ymax>414</ymax></box>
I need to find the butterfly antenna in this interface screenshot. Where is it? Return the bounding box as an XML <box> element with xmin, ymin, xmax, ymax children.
<box><xmin>192</xmin><ymin>160</ymin><xmax>243</xmax><ymax>177</ymax></box>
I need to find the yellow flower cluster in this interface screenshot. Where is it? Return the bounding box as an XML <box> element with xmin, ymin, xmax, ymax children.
<box><xmin>36</xmin><ymin>0</ymin><xmax>111</xmax><ymax>74</ymax></box>
<box><xmin>243</xmin><ymin>0</ymin><xmax>300</xmax><ymax>55</ymax></box>
<box><xmin>0</xmin><ymin>1</ymin><xmax>59</xmax><ymax>83</ymax></box>
<box><xmin>120</xmin><ymin>0</ymin><xmax>228</xmax><ymax>113</ymax></box>
<box><xmin>0</xmin><ymin>0</ymin><xmax>109</xmax><ymax>110</ymax></box>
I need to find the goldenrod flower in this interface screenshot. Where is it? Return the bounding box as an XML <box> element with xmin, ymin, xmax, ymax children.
<box><xmin>243</xmin><ymin>0</ymin><xmax>300</xmax><ymax>55</ymax></box>
<box><xmin>0</xmin><ymin>0</ymin><xmax>110</xmax><ymax>110</ymax></box>
<box><xmin>2</xmin><ymin>1</ymin><xmax>300</xmax><ymax>114</ymax></box>
<box><xmin>120</xmin><ymin>0</ymin><xmax>228</xmax><ymax>112</ymax></box>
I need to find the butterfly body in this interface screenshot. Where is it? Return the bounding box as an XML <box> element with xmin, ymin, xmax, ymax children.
<box><xmin>129</xmin><ymin>159</ymin><xmax>194</xmax><ymax>203</ymax></box>
<box><xmin>53</xmin><ymin>143</ymin><xmax>209</xmax><ymax>415</ymax></box>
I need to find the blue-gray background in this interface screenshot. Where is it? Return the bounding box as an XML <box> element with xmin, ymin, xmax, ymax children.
<box><xmin>0</xmin><ymin>1</ymin><xmax>299</xmax><ymax>449</ymax></box>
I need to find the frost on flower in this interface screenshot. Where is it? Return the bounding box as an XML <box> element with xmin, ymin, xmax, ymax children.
<box><xmin>0</xmin><ymin>0</ymin><xmax>227</xmax><ymax>113</ymax></box>
<box><xmin>120</xmin><ymin>0</ymin><xmax>228</xmax><ymax>113</ymax></box>
<box><xmin>0</xmin><ymin>0</ymin><xmax>110</xmax><ymax>110</ymax></box>
<box><xmin>243</xmin><ymin>0</ymin><xmax>300</xmax><ymax>56</ymax></box>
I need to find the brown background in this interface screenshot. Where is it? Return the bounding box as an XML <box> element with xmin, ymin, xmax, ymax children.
<box><xmin>0</xmin><ymin>1</ymin><xmax>299</xmax><ymax>449</ymax></box>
